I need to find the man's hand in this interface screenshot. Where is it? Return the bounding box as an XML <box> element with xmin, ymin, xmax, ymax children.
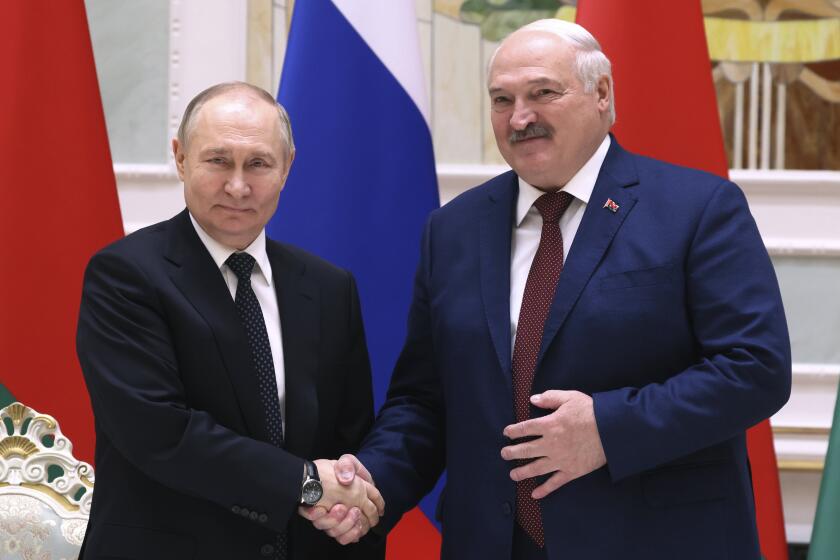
<box><xmin>297</xmin><ymin>457</ymin><xmax>384</xmax><ymax>545</ymax></box>
<box><xmin>501</xmin><ymin>390</ymin><xmax>606</xmax><ymax>499</ymax></box>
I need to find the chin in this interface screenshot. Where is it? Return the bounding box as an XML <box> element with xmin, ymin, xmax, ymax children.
<box><xmin>512</xmin><ymin>164</ymin><xmax>551</xmax><ymax>184</ymax></box>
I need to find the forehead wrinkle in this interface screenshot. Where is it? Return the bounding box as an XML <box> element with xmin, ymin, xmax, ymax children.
<box><xmin>190</xmin><ymin>94</ymin><xmax>283</xmax><ymax>142</ymax></box>
<box><xmin>191</xmin><ymin>118</ymin><xmax>284</xmax><ymax>159</ymax></box>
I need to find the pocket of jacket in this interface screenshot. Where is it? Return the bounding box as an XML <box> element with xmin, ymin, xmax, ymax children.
<box><xmin>640</xmin><ymin>461</ymin><xmax>730</xmax><ymax>508</ymax></box>
<box><xmin>600</xmin><ymin>264</ymin><xmax>674</xmax><ymax>291</ymax></box>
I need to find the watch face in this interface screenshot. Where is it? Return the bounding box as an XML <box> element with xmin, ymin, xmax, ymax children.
<box><xmin>302</xmin><ymin>479</ymin><xmax>323</xmax><ymax>505</ymax></box>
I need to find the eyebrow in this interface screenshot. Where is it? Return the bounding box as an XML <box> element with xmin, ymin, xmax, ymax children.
<box><xmin>198</xmin><ymin>147</ymin><xmax>230</xmax><ymax>157</ymax></box>
<box><xmin>250</xmin><ymin>150</ymin><xmax>277</xmax><ymax>162</ymax></box>
<box><xmin>197</xmin><ymin>147</ymin><xmax>278</xmax><ymax>162</ymax></box>
<box><xmin>489</xmin><ymin>77</ymin><xmax>563</xmax><ymax>95</ymax></box>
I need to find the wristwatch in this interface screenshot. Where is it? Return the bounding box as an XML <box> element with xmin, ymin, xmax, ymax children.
<box><xmin>300</xmin><ymin>460</ymin><xmax>323</xmax><ymax>506</ymax></box>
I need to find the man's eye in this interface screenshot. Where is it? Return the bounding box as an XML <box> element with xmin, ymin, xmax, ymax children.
<box><xmin>207</xmin><ymin>157</ymin><xmax>226</xmax><ymax>165</ymax></box>
<box><xmin>537</xmin><ymin>89</ymin><xmax>554</xmax><ymax>96</ymax></box>
<box><xmin>250</xmin><ymin>159</ymin><xmax>269</xmax><ymax>168</ymax></box>
<box><xmin>492</xmin><ymin>96</ymin><xmax>510</xmax><ymax>105</ymax></box>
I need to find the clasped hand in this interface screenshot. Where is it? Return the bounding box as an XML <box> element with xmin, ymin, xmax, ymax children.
<box><xmin>296</xmin><ymin>458</ymin><xmax>384</xmax><ymax>545</ymax></box>
<box><xmin>298</xmin><ymin>391</ymin><xmax>603</xmax><ymax>543</ymax></box>
<box><xmin>501</xmin><ymin>390</ymin><xmax>607</xmax><ymax>498</ymax></box>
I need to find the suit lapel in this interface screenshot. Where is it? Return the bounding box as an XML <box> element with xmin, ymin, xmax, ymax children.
<box><xmin>268</xmin><ymin>243</ymin><xmax>320</xmax><ymax>459</ymax></box>
<box><xmin>538</xmin><ymin>141</ymin><xmax>639</xmax><ymax>366</ymax></box>
<box><xmin>164</xmin><ymin>211</ymin><xmax>271</xmax><ymax>443</ymax></box>
<box><xmin>479</xmin><ymin>172</ymin><xmax>518</xmax><ymax>385</ymax></box>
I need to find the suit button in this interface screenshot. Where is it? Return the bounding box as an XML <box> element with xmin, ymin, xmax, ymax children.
<box><xmin>260</xmin><ymin>544</ymin><xmax>275</xmax><ymax>556</ymax></box>
<box><xmin>232</xmin><ymin>505</ymin><xmax>241</xmax><ymax>514</ymax></box>
<box><xmin>258</xmin><ymin>514</ymin><xmax>268</xmax><ymax>523</ymax></box>
<box><xmin>502</xmin><ymin>502</ymin><xmax>512</xmax><ymax>516</ymax></box>
<box><xmin>241</xmin><ymin>508</ymin><xmax>250</xmax><ymax>517</ymax></box>
<box><xmin>250</xmin><ymin>511</ymin><xmax>259</xmax><ymax>521</ymax></box>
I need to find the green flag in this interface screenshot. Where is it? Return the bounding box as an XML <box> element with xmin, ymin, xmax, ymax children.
<box><xmin>809</xmin><ymin>386</ymin><xmax>840</xmax><ymax>559</ymax></box>
<box><xmin>0</xmin><ymin>383</ymin><xmax>14</xmax><ymax>409</ymax></box>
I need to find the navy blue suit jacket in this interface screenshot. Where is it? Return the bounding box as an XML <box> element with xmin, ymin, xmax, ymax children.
<box><xmin>77</xmin><ymin>210</ymin><xmax>382</xmax><ymax>559</ymax></box>
<box><xmin>358</xmin><ymin>139</ymin><xmax>791</xmax><ymax>559</ymax></box>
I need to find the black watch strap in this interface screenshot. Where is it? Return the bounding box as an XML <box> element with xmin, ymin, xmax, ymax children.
<box><xmin>304</xmin><ymin>460</ymin><xmax>319</xmax><ymax>482</ymax></box>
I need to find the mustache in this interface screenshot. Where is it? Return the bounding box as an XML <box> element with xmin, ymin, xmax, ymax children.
<box><xmin>509</xmin><ymin>124</ymin><xmax>551</xmax><ymax>144</ymax></box>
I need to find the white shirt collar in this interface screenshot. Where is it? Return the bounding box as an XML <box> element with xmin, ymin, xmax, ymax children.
<box><xmin>515</xmin><ymin>134</ymin><xmax>611</xmax><ymax>227</ymax></box>
<box><xmin>188</xmin><ymin>213</ymin><xmax>273</xmax><ymax>287</ymax></box>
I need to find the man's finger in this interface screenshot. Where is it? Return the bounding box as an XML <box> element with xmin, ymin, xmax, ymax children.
<box><xmin>326</xmin><ymin>506</ymin><xmax>360</xmax><ymax>539</ymax></box>
<box><xmin>335</xmin><ymin>453</ymin><xmax>373</xmax><ymax>485</ymax></box>
<box><xmin>532</xmin><ymin>469</ymin><xmax>574</xmax><ymax>499</ymax></box>
<box><xmin>503</xmin><ymin>417</ymin><xmax>544</xmax><ymax>440</ymax></box>
<box><xmin>298</xmin><ymin>505</ymin><xmax>327</xmax><ymax>521</ymax></box>
<box><xmin>364</xmin><ymin>480</ymin><xmax>385</xmax><ymax>517</ymax></box>
<box><xmin>358</xmin><ymin>497</ymin><xmax>380</xmax><ymax>528</ymax></box>
<box><xmin>500</xmin><ymin>438</ymin><xmax>542</xmax><ymax>462</ymax></box>
<box><xmin>530</xmin><ymin>390</ymin><xmax>574</xmax><ymax>409</ymax></box>
<box><xmin>508</xmin><ymin>456</ymin><xmax>554</xmax><ymax>482</ymax></box>
<box><xmin>336</xmin><ymin>516</ymin><xmax>368</xmax><ymax>546</ymax></box>
<box><xmin>312</xmin><ymin>504</ymin><xmax>349</xmax><ymax>531</ymax></box>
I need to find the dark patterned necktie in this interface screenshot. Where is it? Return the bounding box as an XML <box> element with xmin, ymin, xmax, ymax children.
<box><xmin>511</xmin><ymin>191</ymin><xmax>573</xmax><ymax>548</ymax></box>
<box><xmin>226</xmin><ymin>252</ymin><xmax>287</xmax><ymax>560</ymax></box>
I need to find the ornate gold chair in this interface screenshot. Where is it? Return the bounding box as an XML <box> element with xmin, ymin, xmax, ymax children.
<box><xmin>0</xmin><ymin>402</ymin><xmax>94</xmax><ymax>559</ymax></box>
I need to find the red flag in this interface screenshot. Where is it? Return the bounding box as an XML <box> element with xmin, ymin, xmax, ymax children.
<box><xmin>387</xmin><ymin>507</ymin><xmax>442</xmax><ymax>560</ymax></box>
<box><xmin>0</xmin><ymin>1</ymin><xmax>123</xmax><ymax>464</ymax></box>
<box><xmin>746</xmin><ymin>420</ymin><xmax>789</xmax><ymax>560</ymax></box>
<box><xmin>575</xmin><ymin>2</ymin><xmax>788</xmax><ymax>559</ymax></box>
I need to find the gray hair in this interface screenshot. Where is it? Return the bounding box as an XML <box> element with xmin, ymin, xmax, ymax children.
<box><xmin>177</xmin><ymin>81</ymin><xmax>296</xmax><ymax>158</ymax></box>
<box><xmin>491</xmin><ymin>19</ymin><xmax>616</xmax><ymax>124</ymax></box>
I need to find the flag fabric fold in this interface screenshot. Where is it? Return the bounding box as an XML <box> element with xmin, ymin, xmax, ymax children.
<box><xmin>575</xmin><ymin>2</ymin><xmax>788</xmax><ymax>559</ymax></box>
<box><xmin>0</xmin><ymin>0</ymin><xmax>123</xmax><ymax>464</ymax></box>
<box><xmin>268</xmin><ymin>1</ymin><xmax>441</xmax><ymax>557</ymax></box>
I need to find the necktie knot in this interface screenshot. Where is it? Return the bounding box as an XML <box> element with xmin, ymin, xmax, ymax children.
<box><xmin>534</xmin><ymin>191</ymin><xmax>573</xmax><ymax>224</ymax></box>
<box><xmin>226</xmin><ymin>252</ymin><xmax>256</xmax><ymax>281</ymax></box>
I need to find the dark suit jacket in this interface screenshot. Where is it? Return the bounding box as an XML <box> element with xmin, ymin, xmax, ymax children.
<box><xmin>76</xmin><ymin>209</ymin><xmax>383</xmax><ymax>559</ymax></box>
<box><xmin>358</xmin><ymin>139</ymin><xmax>791</xmax><ymax>559</ymax></box>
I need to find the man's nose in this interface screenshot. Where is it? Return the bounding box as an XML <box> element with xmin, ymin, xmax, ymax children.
<box><xmin>510</xmin><ymin>100</ymin><xmax>536</xmax><ymax>131</ymax></box>
<box><xmin>225</xmin><ymin>171</ymin><xmax>250</xmax><ymax>198</ymax></box>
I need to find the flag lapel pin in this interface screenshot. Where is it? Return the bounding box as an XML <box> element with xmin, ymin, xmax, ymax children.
<box><xmin>604</xmin><ymin>198</ymin><xmax>619</xmax><ymax>213</ymax></box>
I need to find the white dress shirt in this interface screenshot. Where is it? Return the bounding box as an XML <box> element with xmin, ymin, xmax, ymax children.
<box><xmin>510</xmin><ymin>135</ymin><xmax>611</xmax><ymax>349</ymax></box>
<box><xmin>189</xmin><ymin>214</ymin><xmax>286</xmax><ymax>430</ymax></box>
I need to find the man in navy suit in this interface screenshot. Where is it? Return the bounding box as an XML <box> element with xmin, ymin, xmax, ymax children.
<box><xmin>307</xmin><ymin>18</ymin><xmax>791</xmax><ymax>560</ymax></box>
<box><xmin>76</xmin><ymin>82</ymin><xmax>384</xmax><ymax>559</ymax></box>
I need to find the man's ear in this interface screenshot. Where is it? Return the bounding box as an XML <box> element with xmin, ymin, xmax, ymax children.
<box><xmin>596</xmin><ymin>75</ymin><xmax>611</xmax><ymax>113</ymax></box>
<box><xmin>172</xmin><ymin>138</ymin><xmax>186</xmax><ymax>181</ymax></box>
<box><xmin>279</xmin><ymin>150</ymin><xmax>296</xmax><ymax>192</ymax></box>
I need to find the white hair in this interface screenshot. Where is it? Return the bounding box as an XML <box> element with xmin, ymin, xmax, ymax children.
<box><xmin>490</xmin><ymin>19</ymin><xmax>616</xmax><ymax>124</ymax></box>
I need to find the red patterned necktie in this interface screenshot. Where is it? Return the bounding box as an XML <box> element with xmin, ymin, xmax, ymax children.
<box><xmin>511</xmin><ymin>191</ymin><xmax>573</xmax><ymax>548</ymax></box>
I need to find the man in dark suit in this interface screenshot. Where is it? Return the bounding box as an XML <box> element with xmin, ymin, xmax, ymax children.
<box><xmin>76</xmin><ymin>82</ymin><xmax>384</xmax><ymax>559</ymax></box>
<box><xmin>308</xmin><ymin>19</ymin><xmax>792</xmax><ymax>560</ymax></box>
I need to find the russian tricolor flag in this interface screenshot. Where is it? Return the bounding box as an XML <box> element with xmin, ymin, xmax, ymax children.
<box><xmin>267</xmin><ymin>1</ymin><xmax>442</xmax><ymax>556</ymax></box>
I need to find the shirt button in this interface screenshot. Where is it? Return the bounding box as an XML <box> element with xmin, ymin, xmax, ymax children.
<box><xmin>260</xmin><ymin>544</ymin><xmax>275</xmax><ymax>556</ymax></box>
<box><xmin>258</xmin><ymin>514</ymin><xmax>268</xmax><ymax>523</ymax></box>
<box><xmin>241</xmin><ymin>508</ymin><xmax>250</xmax><ymax>517</ymax></box>
<box><xmin>502</xmin><ymin>502</ymin><xmax>512</xmax><ymax>516</ymax></box>
<box><xmin>250</xmin><ymin>511</ymin><xmax>259</xmax><ymax>521</ymax></box>
<box><xmin>232</xmin><ymin>505</ymin><xmax>241</xmax><ymax>514</ymax></box>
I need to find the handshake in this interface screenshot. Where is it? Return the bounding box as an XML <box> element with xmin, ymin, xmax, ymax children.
<box><xmin>300</xmin><ymin>455</ymin><xmax>382</xmax><ymax>545</ymax></box>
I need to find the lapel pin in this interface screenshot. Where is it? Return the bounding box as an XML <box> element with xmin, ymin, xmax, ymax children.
<box><xmin>603</xmin><ymin>198</ymin><xmax>619</xmax><ymax>213</ymax></box>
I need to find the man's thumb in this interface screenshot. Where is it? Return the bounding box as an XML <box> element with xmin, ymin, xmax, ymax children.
<box><xmin>335</xmin><ymin>454</ymin><xmax>358</xmax><ymax>485</ymax></box>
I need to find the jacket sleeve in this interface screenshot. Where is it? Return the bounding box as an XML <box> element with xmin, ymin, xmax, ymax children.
<box><xmin>356</xmin><ymin>218</ymin><xmax>447</xmax><ymax>533</ymax></box>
